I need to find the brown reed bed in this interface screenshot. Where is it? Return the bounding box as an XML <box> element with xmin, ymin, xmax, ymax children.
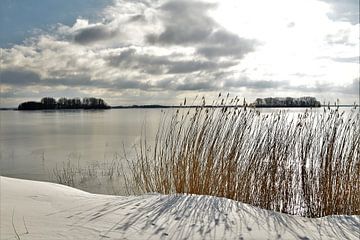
<box><xmin>127</xmin><ymin>96</ymin><xmax>360</xmax><ymax>218</ymax></box>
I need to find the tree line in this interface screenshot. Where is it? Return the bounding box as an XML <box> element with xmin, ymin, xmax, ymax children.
<box><xmin>254</xmin><ymin>97</ymin><xmax>321</xmax><ymax>108</ymax></box>
<box><xmin>18</xmin><ymin>97</ymin><xmax>110</xmax><ymax>110</ymax></box>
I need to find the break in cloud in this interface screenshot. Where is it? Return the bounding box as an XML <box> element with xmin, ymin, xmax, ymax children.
<box><xmin>0</xmin><ymin>0</ymin><xmax>359</xmax><ymax>107</ymax></box>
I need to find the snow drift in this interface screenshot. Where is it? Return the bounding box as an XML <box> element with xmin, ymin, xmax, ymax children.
<box><xmin>1</xmin><ymin>177</ymin><xmax>359</xmax><ymax>239</ymax></box>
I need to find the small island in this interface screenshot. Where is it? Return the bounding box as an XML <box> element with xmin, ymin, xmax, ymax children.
<box><xmin>253</xmin><ymin>97</ymin><xmax>321</xmax><ymax>108</ymax></box>
<box><xmin>18</xmin><ymin>97</ymin><xmax>110</xmax><ymax>110</ymax></box>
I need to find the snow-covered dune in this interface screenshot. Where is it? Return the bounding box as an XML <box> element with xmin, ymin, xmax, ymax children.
<box><xmin>1</xmin><ymin>177</ymin><xmax>359</xmax><ymax>240</ymax></box>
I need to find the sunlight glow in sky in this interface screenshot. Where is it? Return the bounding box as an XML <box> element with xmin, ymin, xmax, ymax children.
<box><xmin>0</xmin><ymin>0</ymin><xmax>359</xmax><ymax>107</ymax></box>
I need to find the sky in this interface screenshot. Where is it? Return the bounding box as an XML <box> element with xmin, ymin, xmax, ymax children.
<box><xmin>0</xmin><ymin>0</ymin><xmax>359</xmax><ymax>107</ymax></box>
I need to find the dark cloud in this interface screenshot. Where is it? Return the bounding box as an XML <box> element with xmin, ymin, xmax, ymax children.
<box><xmin>167</xmin><ymin>61</ymin><xmax>217</xmax><ymax>74</ymax></box>
<box><xmin>2</xmin><ymin>60</ymin><xmax>357</xmax><ymax>100</ymax></box>
<box><xmin>147</xmin><ymin>0</ymin><xmax>216</xmax><ymax>45</ymax></box>
<box><xmin>208</xmin><ymin>30</ymin><xmax>249</xmax><ymax>46</ymax></box>
<box><xmin>146</xmin><ymin>0</ymin><xmax>256</xmax><ymax>59</ymax></box>
<box><xmin>73</xmin><ymin>25</ymin><xmax>117</xmax><ymax>44</ymax></box>
<box><xmin>108</xmin><ymin>48</ymin><xmax>237</xmax><ymax>75</ymax></box>
<box><xmin>0</xmin><ymin>68</ymin><xmax>41</xmax><ymax>85</ymax></box>
<box><xmin>0</xmin><ymin>68</ymin><xmax>150</xmax><ymax>90</ymax></box>
<box><xmin>319</xmin><ymin>0</ymin><xmax>359</xmax><ymax>24</ymax></box>
<box><xmin>155</xmin><ymin>75</ymin><xmax>289</xmax><ymax>92</ymax></box>
<box><xmin>108</xmin><ymin>49</ymin><xmax>167</xmax><ymax>75</ymax></box>
<box><xmin>175</xmin><ymin>81</ymin><xmax>215</xmax><ymax>91</ymax></box>
<box><xmin>325</xmin><ymin>31</ymin><xmax>353</xmax><ymax>45</ymax></box>
<box><xmin>128</xmin><ymin>14</ymin><xmax>147</xmax><ymax>22</ymax></box>
<box><xmin>332</xmin><ymin>56</ymin><xmax>359</xmax><ymax>64</ymax></box>
<box><xmin>109</xmin><ymin>78</ymin><xmax>151</xmax><ymax>90</ymax></box>
<box><xmin>1</xmin><ymin>86</ymin><xmax>89</xmax><ymax>100</ymax></box>
<box><xmin>0</xmin><ymin>69</ymin><xmax>102</xmax><ymax>88</ymax></box>
<box><xmin>224</xmin><ymin>78</ymin><xmax>286</xmax><ymax>89</ymax></box>
<box><xmin>197</xmin><ymin>30</ymin><xmax>256</xmax><ymax>59</ymax></box>
<box><xmin>1</xmin><ymin>68</ymin><xmax>358</xmax><ymax>104</ymax></box>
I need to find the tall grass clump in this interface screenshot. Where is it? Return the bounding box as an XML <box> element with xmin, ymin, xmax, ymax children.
<box><xmin>128</xmin><ymin>96</ymin><xmax>360</xmax><ymax>218</ymax></box>
<box><xmin>51</xmin><ymin>153</ymin><xmax>124</xmax><ymax>194</ymax></box>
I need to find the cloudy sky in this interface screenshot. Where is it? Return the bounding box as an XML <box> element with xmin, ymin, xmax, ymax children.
<box><xmin>0</xmin><ymin>0</ymin><xmax>359</xmax><ymax>107</ymax></box>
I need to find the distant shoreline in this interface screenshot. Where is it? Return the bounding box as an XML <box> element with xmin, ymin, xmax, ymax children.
<box><xmin>112</xmin><ymin>104</ymin><xmax>327</xmax><ymax>109</ymax></box>
<box><xmin>1</xmin><ymin>104</ymin><xmax>357</xmax><ymax>111</ymax></box>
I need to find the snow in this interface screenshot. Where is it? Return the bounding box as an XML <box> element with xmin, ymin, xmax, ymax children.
<box><xmin>1</xmin><ymin>176</ymin><xmax>359</xmax><ymax>240</ymax></box>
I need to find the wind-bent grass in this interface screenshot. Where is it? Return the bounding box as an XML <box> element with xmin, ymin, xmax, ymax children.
<box><xmin>128</xmin><ymin>96</ymin><xmax>360</xmax><ymax>218</ymax></box>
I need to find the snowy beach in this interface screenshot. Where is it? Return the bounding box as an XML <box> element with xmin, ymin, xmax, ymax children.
<box><xmin>1</xmin><ymin>176</ymin><xmax>359</xmax><ymax>240</ymax></box>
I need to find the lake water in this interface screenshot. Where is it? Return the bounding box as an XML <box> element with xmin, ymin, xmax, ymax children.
<box><xmin>0</xmin><ymin>109</ymin><xmax>168</xmax><ymax>193</ymax></box>
<box><xmin>0</xmin><ymin>107</ymin><xmax>354</xmax><ymax>194</ymax></box>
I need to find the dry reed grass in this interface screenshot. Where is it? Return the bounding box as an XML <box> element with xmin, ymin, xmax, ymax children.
<box><xmin>52</xmin><ymin>154</ymin><xmax>123</xmax><ymax>190</ymax></box>
<box><xmin>127</xmin><ymin>96</ymin><xmax>360</xmax><ymax>218</ymax></box>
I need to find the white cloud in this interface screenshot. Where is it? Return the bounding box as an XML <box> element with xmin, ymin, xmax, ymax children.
<box><xmin>0</xmin><ymin>0</ymin><xmax>358</xmax><ymax>107</ymax></box>
<box><xmin>212</xmin><ymin>0</ymin><xmax>359</xmax><ymax>88</ymax></box>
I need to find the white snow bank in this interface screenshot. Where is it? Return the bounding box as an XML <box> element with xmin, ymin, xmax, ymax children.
<box><xmin>1</xmin><ymin>176</ymin><xmax>359</xmax><ymax>240</ymax></box>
